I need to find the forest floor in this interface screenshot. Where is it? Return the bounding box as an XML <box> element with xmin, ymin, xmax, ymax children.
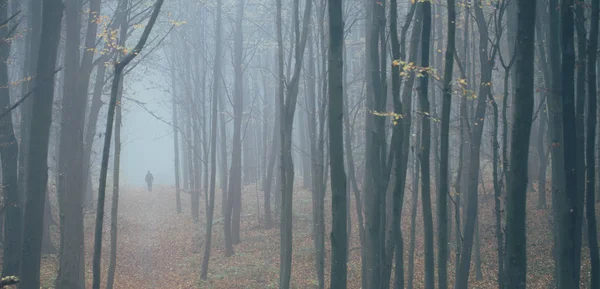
<box><xmin>34</xmin><ymin>181</ymin><xmax>600</xmax><ymax>288</ymax></box>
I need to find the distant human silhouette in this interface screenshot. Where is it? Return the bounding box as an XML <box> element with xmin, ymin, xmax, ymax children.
<box><xmin>145</xmin><ymin>171</ymin><xmax>154</xmax><ymax>192</ymax></box>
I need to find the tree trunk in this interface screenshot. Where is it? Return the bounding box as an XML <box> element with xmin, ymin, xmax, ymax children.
<box><xmin>327</xmin><ymin>0</ymin><xmax>347</xmax><ymax>284</ymax></box>
<box><xmin>546</xmin><ymin>0</ymin><xmax>567</xmax><ymax>283</ymax></box>
<box><xmin>0</xmin><ymin>1</ymin><xmax>21</xmax><ymax>277</ymax></box>
<box><xmin>556</xmin><ymin>0</ymin><xmax>582</xmax><ymax>287</ymax></box>
<box><xmin>364</xmin><ymin>0</ymin><xmax>386</xmax><ymax>286</ymax></box>
<box><xmin>106</xmin><ymin>75</ymin><xmax>124</xmax><ymax>289</ymax></box>
<box><xmin>417</xmin><ymin>2</ymin><xmax>434</xmax><ymax>288</ymax></box>
<box><xmin>573</xmin><ymin>3</ymin><xmax>587</xmax><ymax>286</ymax></box>
<box><xmin>171</xmin><ymin>64</ymin><xmax>182</xmax><ymax>214</ymax></box>
<box><xmin>83</xmin><ymin>57</ymin><xmax>108</xmax><ymax>207</ymax></box>
<box><xmin>19</xmin><ymin>2</ymin><xmax>63</xmax><ymax>288</ymax></box>
<box><xmin>200</xmin><ymin>0</ymin><xmax>222</xmax><ymax>278</ymax></box>
<box><xmin>407</xmin><ymin>118</ymin><xmax>420</xmax><ymax>289</ymax></box>
<box><xmin>342</xmin><ymin>40</ymin><xmax>367</xmax><ymax>289</ymax></box>
<box><xmin>455</xmin><ymin>1</ymin><xmax>495</xmax><ymax>286</ymax></box>
<box><xmin>56</xmin><ymin>0</ymin><xmax>86</xmax><ymax>286</ymax></box>
<box><xmin>78</xmin><ymin>0</ymin><xmax>102</xmax><ymax>207</ymax></box>
<box><xmin>18</xmin><ymin>0</ymin><xmax>42</xmax><ymax>207</ymax></box>
<box><xmin>489</xmin><ymin>95</ymin><xmax>504</xmax><ymax>289</ymax></box>
<box><xmin>219</xmin><ymin>87</ymin><xmax>228</xmax><ymax>216</ymax></box>
<box><xmin>225</xmin><ymin>0</ymin><xmax>244</xmax><ymax>255</ymax></box>
<box><xmin>504</xmin><ymin>1</ymin><xmax>536</xmax><ymax>288</ymax></box>
<box><xmin>105</xmin><ymin>6</ymin><xmax>129</xmax><ymax>286</ymax></box>
<box><xmin>278</xmin><ymin>0</ymin><xmax>312</xmax><ymax>286</ymax></box>
<box><xmin>587</xmin><ymin>1</ymin><xmax>600</xmax><ymax>287</ymax></box>
<box><xmin>438</xmin><ymin>0</ymin><xmax>456</xmax><ymax>287</ymax></box>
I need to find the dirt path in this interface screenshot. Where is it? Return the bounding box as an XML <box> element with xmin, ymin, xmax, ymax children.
<box><xmin>81</xmin><ymin>185</ymin><xmax>200</xmax><ymax>289</ymax></box>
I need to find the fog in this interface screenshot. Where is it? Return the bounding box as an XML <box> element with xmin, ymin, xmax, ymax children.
<box><xmin>121</xmin><ymin>73</ymin><xmax>175</xmax><ymax>186</ymax></box>
<box><xmin>2</xmin><ymin>0</ymin><xmax>600</xmax><ymax>288</ymax></box>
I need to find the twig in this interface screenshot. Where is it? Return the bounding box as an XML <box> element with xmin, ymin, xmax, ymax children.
<box><xmin>0</xmin><ymin>68</ymin><xmax>62</xmax><ymax>120</ymax></box>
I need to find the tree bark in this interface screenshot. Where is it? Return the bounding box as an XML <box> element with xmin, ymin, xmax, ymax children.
<box><xmin>171</xmin><ymin>60</ymin><xmax>182</xmax><ymax>214</ymax></box>
<box><xmin>407</xmin><ymin>116</ymin><xmax>420</xmax><ymax>289</ymax></box>
<box><xmin>79</xmin><ymin>0</ymin><xmax>102</xmax><ymax>207</ymax></box>
<box><xmin>19</xmin><ymin>2</ymin><xmax>63</xmax><ymax>288</ymax></box>
<box><xmin>418</xmin><ymin>2</ymin><xmax>434</xmax><ymax>288</ymax></box>
<box><xmin>278</xmin><ymin>0</ymin><xmax>312</xmax><ymax>286</ymax></box>
<box><xmin>556</xmin><ymin>0</ymin><xmax>582</xmax><ymax>287</ymax></box>
<box><xmin>106</xmin><ymin>5</ymin><xmax>128</xmax><ymax>287</ymax></box>
<box><xmin>504</xmin><ymin>2</ymin><xmax>537</xmax><ymax>280</ymax></box>
<box><xmin>0</xmin><ymin>1</ymin><xmax>21</xmax><ymax>278</ymax></box>
<box><xmin>224</xmin><ymin>0</ymin><xmax>244</xmax><ymax>255</ymax></box>
<box><xmin>201</xmin><ymin>0</ymin><xmax>222</xmax><ymax>278</ymax></box>
<box><xmin>587</xmin><ymin>1</ymin><xmax>600</xmax><ymax>288</ymax></box>
<box><xmin>328</xmin><ymin>0</ymin><xmax>347</xmax><ymax>284</ymax></box>
<box><xmin>106</xmin><ymin>74</ymin><xmax>124</xmax><ymax>289</ymax></box>
<box><xmin>438</xmin><ymin>0</ymin><xmax>456</xmax><ymax>287</ymax></box>
<box><xmin>56</xmin><ymin>0</ymin><xmax>86</xmax><ymax>286</ymax></box>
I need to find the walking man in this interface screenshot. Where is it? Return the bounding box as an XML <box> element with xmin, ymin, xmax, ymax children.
<box><xmin>145</xmin><ymin>170</ymin><xmax>154</xmax><ymax>192</ymax></box>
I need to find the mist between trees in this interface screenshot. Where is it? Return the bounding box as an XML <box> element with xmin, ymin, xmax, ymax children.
<box><xmin>0</xmin><ymin>0</ymin><xmax>597</xmax><ymax>288</ymax></box>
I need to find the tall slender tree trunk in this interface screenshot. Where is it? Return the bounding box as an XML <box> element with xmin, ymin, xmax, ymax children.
<box><xmin>418</xmin><ymin>2</ymin><xmax>434</xmax><ymax>288</ymax></box>
<box><xmin>489</xmin><ymin>95</ymin><xmax>504</xmax><ymax>289</ymax></box>
<box><xmin>456</xmin><ymin>1</ymin><xmax>501</xmax><ymax>287</ymax></box>
<box><xmin>224</xmin><ymin>0</ymin><xmax>245</xmax><ymax>255</ymax></box>
<box><xmin>342</xmin><ymin>44</ymin><xmax>367</xmax><ymax>289</ymax></box>
<box><xmin>171</xmin><ymin>67</ymin><xmax>182</xmax><ymax>214</ymax></box>
<box><xmin>219</xmin><ymin>87</ymin><xmax>228</xmax><ymax>217</ymax></box>
<box><xmin>364</xmin><ymin>0</ymin><xmax>386</xmax><ymax>285</ymax></box>
<box><xmin>546</xmin><ymin>0</ymin><xmax>567</xmax><ymax>282</ymax></box>
<box><xmin>18</xmin><ymin>0</ymin><xmax>41</xmax><ymax>208</ymax></box>
<box><xmin>505</xmin><ymin>0</ymin><xmax>537</xmax><ymax>264</ymax></box>
<box><xmin>328</xmin><ymin>0</ymin><xmax>347</xmax><ymax>284</ymax></box>
<box><xmin>438</xmin><ymin>0</ymin><xmax>456</xmax><ymax>287</ymax></box>
<box><xmin>0</xmin><ymin>1</ymin><xmax>21</xmax><ymax>278</ymax></box>
<box><xmin>201</xmin><ymin>0</ymin><xmax>222</xmax><ymax>278</ymax></box>
<box><xmin>556</xmin><ymin>0</ymin><xmax>582</xmax><ymax>287</ymax></box>
<box><xmin>56</xmin><ymin>0</ymin><xmax>85</xmax><ymax>286</ymax></box>
<box><xmin>106</xmin><ymin>76</ymin><xmax>124</xmax><ymax>289</ymax></box>
<box><xmin>573</xmin><ymin>3</ymin><xmax>587</xmax><ymax>286</ymax></box>
<box><xmin>407</xmin><ymin>116</ymin><xmax>420</xmax><ymax>289</ymax></box>
<box><xmin>78</xmin><ymin>0</ymin><xmax>102</xmax><ymax>207</ymax></box>
<box><xmin>19</xmin><ymin>2</ymin><xmax>64</xmax><ymax>288</ymax></box>
<box><xmin>105</xmin><ymin>7</ymin><xmax>129</xmax><ymax>286</ymax></box>
<box><xmin>586</xmin><ymin>1</ymin><xmax>600</xmax><ymax>287</ymax></box>
<box><xmin>278</xmin><ymin>0</ymin><xmax>312</xmax><ymax>287</ymax></box>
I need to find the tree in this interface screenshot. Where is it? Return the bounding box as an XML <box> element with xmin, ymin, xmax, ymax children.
<box><xmin>106</xmin><ymin>2</ymin><xmax>129</xmax><ymax>288</ymax></box>
<box><xmin>224</xmin><ymin>0</ymin><xmax>245</xmax><ymax>255</ymax></box>
<box><xmin>200</xmin><ymin>0</ymin><xmax>223</xmax><ymax>278</ymax></box>
<box><xmin>364</xmin><ymin>0</ymin><xmax>386</xmax><ymax>285</ymax></box>
<box><xmin>586</xmin><ymin>0</ymin><xmax>600</xmax><ymax>287</ymax></box>
<box><xmin>56</xmin><ymin>0</ymin><xmax>86</xmax><ymax>286</ymax></box>
<box><xmin>328</xmin><ymin>0</ymin><xmax>347</xmax><ymax>284</ymax></box>
<box><xmin>418</xmin><ymin>2</ymin><xmax>434</xmax><ymax>288</ymax></box>
<box><xmin>556</xmin><ymin>0</ymin><xmax>582</xmax><ymax>287</ymax></box>
<box><xmin>504</xmin><ymin>0</ymin><xmax>536</xmax><ymax>287</ymax></box>
<box><xmin>438</xmin><ymin>0</ymin><xmax>456</xmax><ymax>287</ymax></box>
<box><xmin>19</xmin><ymin>1</ymin><xmax>64</xmax><ymax>288</ymax></box>
<box><xmin>92</xmin><ymin>1</ymin><xmax>165</xmax><ymax>287</ymax></box>
<box><xmin>455</xmin><ymin>1</ymin><xmax>504</xmax><ymax>287</ymax></box>
<box><xmin>278</xmin><ymin>0</ymin><xmax>312</xmax><ymax>286</ymax></box>
<box><xmin>0</xmin><ymin>2</ymin><xmax>21</xmax><ymax>279</ymax></box>
<box><xmin>171</xmin><ymin>46</ymin><xmax>182</xmax><ymax>214</ymax></box>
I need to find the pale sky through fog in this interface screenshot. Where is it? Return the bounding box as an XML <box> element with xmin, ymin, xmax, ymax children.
<box><xmin>120</xmin><ymin>70</ymin><xmax>175</xmax><ymax>187</ymax></box>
